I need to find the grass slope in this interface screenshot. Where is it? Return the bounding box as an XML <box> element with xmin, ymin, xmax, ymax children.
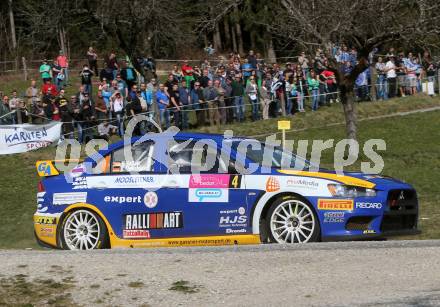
<box><xmin>0</xmin><ymin>96</ymin><xmax>439</xmax><ymax>248</ymax></box>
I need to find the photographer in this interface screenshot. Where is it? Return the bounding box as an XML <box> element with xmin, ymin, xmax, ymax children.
<box><xmin>79</xmin><ymin>64</ymin><xmax>94</xmax><ymax>94</ymax></box>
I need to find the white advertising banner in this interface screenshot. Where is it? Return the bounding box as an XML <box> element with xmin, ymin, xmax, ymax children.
<box><xmin>0</xmin><ymin>122</ymin><xmax>62</xmax><ymax>155</ymax></box>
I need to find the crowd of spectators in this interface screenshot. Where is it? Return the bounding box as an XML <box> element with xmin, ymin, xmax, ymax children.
<box><xmin>0</xmin><ymin>45</ymin><xmax>438</xmax><ymax>142</ymax></box>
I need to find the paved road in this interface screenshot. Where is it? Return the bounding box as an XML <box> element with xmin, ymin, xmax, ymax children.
<box><xmin>1</xmin><ymin>240</ymin><xmax>440</xmax><ymax>306</ymax></box>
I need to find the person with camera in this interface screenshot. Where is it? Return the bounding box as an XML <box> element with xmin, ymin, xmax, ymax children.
<box><xmin>79</xmin><ymin>64</ymin><xmax>94</xmax><ymax>94</ymax></box>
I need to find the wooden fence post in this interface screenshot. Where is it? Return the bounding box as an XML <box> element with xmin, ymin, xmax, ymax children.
<box><xmin>22</xmin><ymin>57</ymin><xmax>28</xmax><ymax>81</ymax></box>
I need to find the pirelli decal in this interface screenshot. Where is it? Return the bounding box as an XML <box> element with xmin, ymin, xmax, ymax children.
<box><xmin>318</xmin><ymin>199</ymin><xmax>354</xmax><ymax>211</ymax></box>
<box><xmin>124</xmin><ymin>212</ymin><xmax>183</xmax><ymax>231</ymax></box>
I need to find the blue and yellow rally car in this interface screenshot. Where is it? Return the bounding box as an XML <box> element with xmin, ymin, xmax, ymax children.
<box><xmin>34</xmin><ymin>133</ymin><xmax>419</xmax><ymax>250</ymax></box>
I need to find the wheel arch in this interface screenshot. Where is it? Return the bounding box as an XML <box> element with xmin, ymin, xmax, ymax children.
<box><xmin>251</xmin><ymin>191</ymin><xmax>319</xmax><ymax>238</ymax></box>
<box><xmin>58</xmin><ymin>203</ymin><xmax>114</xmax><ymax>248</ymax></box>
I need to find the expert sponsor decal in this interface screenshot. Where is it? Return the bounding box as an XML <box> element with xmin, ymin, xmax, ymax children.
<box><xmin>323</xmin><ymin>212</ymin><xmax>345</xmax><ymax>223</ymax></box>
<box><xmin>285</xmin><ymin>178</ymin><xmax>319</xmax><ymax>190</ymax></box>
<box><xmin>123</xmin><ymin>229</ymin><xmax>150</xmax><ymax>239</ymax></box>
<box><xmin>124</xmin><ymin>212</ymin><xmax>183</xmax><ymax>231</ymax></box>
<box><xmin>104</xmin><ymin>195</ymin><xmax>143</xmax><ymax>204</ymax></box>
<box><xmin>219</xmin><ymin>207</ymin><xmax>247</xmax><ymax>228</ymax></box>
<box><xmin>188</xmin><ymin>188</ymin><xmax>229</xmax><ymax>203</ymax></box>
<box><xmin>356</xmin><ymin>202</ymin><xmax>383</xmax><ymax>209</ymax></box>
<box><xmin>53</xmin><ymin>192</ymin><xmax>87</xmax><ymax>205</ymax></box>
<box><xmin>363</xmin><ymin>229</ymin><xmax>376</xmax><ymax>234</ymax></box>
<box><xmin>318</xmin><ymin>199</ymin><xmax>354</xmax><ymax>211</ymax></box>
<box><xmin>34</xmin><ymin>216</ymin><xmax>57</xmax><ymax>224</ymax></box>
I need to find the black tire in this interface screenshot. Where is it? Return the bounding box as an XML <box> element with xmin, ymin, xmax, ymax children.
<box><xmin>59</xmin><ymin>209</ymin><xmax>109</xmax><ymax>250</ymax></box>
<box><xmin>265</xmin><ymin>195</ymin><xmax>320</xmax><ymax>243</ymax></box>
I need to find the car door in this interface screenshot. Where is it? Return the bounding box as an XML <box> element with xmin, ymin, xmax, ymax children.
<box><xmin>85</xmin><ymin>139</ymin><xmax>184</xmax><ymax>240</ymax></box>
<box><xmin>159</xmin><ymin>138</ymin><xmax>250</xmax><ymax>237</ymax></box>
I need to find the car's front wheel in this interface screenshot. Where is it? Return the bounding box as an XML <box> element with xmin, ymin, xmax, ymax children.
<box><xmin>266</xmin><ymin>196</ymin><xmax>320</xmax><ymax>243</ymax></box>
<box><xmin>60</xmin><ymin>209</ymin><xmax>108</xmax><ymax>250</ymax></box>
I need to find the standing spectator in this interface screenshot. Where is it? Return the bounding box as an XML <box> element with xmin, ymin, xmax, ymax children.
<box><xmin>307</xmin><ymin>70</ymin><xmax>320</xmax><ymax>111</ymax></box>
<box><xmin>385</xmin><ymin>57</ymin><xmax>397</xmax><ymax>98</ymax></box>
<box><xmin>375</xmin><ymin>57</ymin><xmax>388</xmax><ymax>100</ymax></box>
<box><xmin>156</xmin><ymin>84</ymin><xmax>170</xmax><ymax>129</ymax></box>
<box><xmin>231</xmin><ymin>75</ymin><xmax>245</xmax><ymax>122</ymax></box>
<box><xmin>0</xmin><ymin>96</ymin><xmax>12</xmax><ymax>125</ymax></box>
<box><xmin>320</xmin><ymin>67</ymin><xmax>337</xmax><ymax>104</ymax></box>
<box><xmin>165</xmin><ymin>74</ymin><xmax>177</xmax><ymax>94</ymax></box>
<box><xmin>87</xmin><ymin>47</ymin><xmax>99</xmax><ymax>75</ymax></box>
<box><xmin>169</xmin><ymin>84</ymin><xmax>181</xmax><ymax>128</ymax></box>
<box><xmin>246</xmin><ymin>76</ymin><xmax>259</xmax><ymax>121</ymax></box>
<box><xmin>25</xmin><ymin>80</ymin><xmax>39</xmax><ymax>121</ymax></box>
<box><xmin>31</xmin><ymin>98</ymin><xmax>45</xmax><ymax>124</ymax></box>
<box><xmin>57</xmin><ymin>50</ymin><xmax>69</xmax><ymax>84</ymax></box>
<box><xmin>171</xmin><ymin>65</ymin><xmax>183</xmax><ymax>83</ymax></box>
<box><xmin>80</xmin><ymin>64</ymin><xmax>94</xmax><ymax>94</ymax></box>
<box><xmin>57</xmin><ymin>90</ymin><xmax>73</xmax><ymax>138</ymax></box>
<box><xmin>260</xmin><ymin>85</ymin><xmax>270</xmax><ymax>120</ymax></box>
<box><xmin>69</xmin><ymin>96</ymin><xmax>83</xmax><ymax>142</ymax></box>
<box><xmin>120</xmin><ymin>60</ymin><xmax>137</xmax><ymax>90</ymax></box>
<box><xmin>115</xmin><ymin>74</ymin><xmax>129</xmax><ymax>99</ymax></box>
<box><xmin>223</xmin><ymin>78</ymin><xmax>234</xmax><ymax>124</ymax></box>
<box><xmin>198</xmin><ymin>69</ymin><xmax>211</xmax><ymax>88</ymax></box>
<box><xmin>39</xmin><ymin>59</ymin><xmax>52</xmax><ymax>82</ymax></box>
<box><xmin>214</xmin><ymin>79</ymin><xmax>226</xmax><ymax>124</ymax></box>
<box><xmin>126</xmin><ymin>89</ymin><xmax>143</xmax><ymax>136</ymax></box>
<box><xmin>51</xmin><ymin>59</ymin><xmax>62</xmax><ymax>86</ymax></box>
<box><xmin>178</xmin><ymin>80</ymin><xmax>191</xmax><ymax>129</ymax></box>
<box><xmin>81</xmin><ymin>93</ymin><xmax>95</xmax><ymax>142</ymax></box>
<box><xmin>247</xmin><ymin>50</ymin><xmax>257</xmax><ymax>69</ymax></box>
<box><xmin>298</xmin><ymin>51</ymin><xmax>309</xmax><ymax>77</ymax></box>
<box><xmin>181</xmin><ymin>60</ymin><xmax>194</xmax><ymax>88</ymax></box>
<box><xmin>396</xmin><ymin>62</ymin><xmax>407</xmax><ymax>97</ymax></box>
<box><xmin>111</xmin><ymin>91</ymin><xmax>125</xmax><ymax>136</ymax></box>
<box><xmin>95</xmin><ymin>91</ymin><xmax>108</xmax><ymax>120</ymax></box>
<box><xmin>110</xmin><ymin>91</ymin><xmax>125</xmax><ymax>137</ymax></box>
<box><xmin>41</xmin><ymin>79</ymin><xmax>58</xmax><ymax>96</ymax></box>
<box><xmin>242</xmin><ymin>59</ymin><xmax>253</xmax><ymax>84</ymax></box>
<box><xmin>106</xmin><ymin>53</ymin><xmax>119</xmax><ymax>80</ymax></box>
<box><xmin>140</xmin><ymin>82</ymin><xmax>154</xmax><ymax>123</ymax></box>
<box><xmin>9</xmin><ymin>90</ymin><xmax>20</xmax><ymax>124</ymax></box>
<box><xmin>190</xmin><ymin>82</ymin><xmax>205</xmax><ymax>127</ymax></box>
<box><xmin>203</xmin><ymin>80</ymin><xmax>220</xmax><ymax>126</ymax></box>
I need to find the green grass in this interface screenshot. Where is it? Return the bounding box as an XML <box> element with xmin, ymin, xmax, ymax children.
<box><xmin>0</xmin><ymin>93</ymin><xmax>439</xmax><ymax>248</ymax></box>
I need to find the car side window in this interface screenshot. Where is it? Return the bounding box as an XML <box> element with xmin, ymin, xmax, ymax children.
<box><xmin>110</xmin><ymin>141</ymin><xmax>155</xmax><ymax>173</ymax></box>
<box><xmin>168</xmin><ymin>140</ymin><xmax>228</xmax><ymax>174</ymax></box>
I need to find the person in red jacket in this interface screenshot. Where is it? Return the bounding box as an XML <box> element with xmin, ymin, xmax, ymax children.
<box><xmin>181</xmin><ymin>60</ymin><xmax>194</xmax><ymax>88</ymax></box>
<box><xmin>41</xmin><ymin>80</ymin><xmax>59</xmax><ymax>96</ymax></box>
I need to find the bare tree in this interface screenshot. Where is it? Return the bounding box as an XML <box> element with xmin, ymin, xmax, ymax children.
<box><xmin>276</xmin><ymin>0</ymin><xmax>440</xmax><ymax>139</ymax></box>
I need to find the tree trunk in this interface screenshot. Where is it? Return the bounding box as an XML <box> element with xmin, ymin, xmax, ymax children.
<box><xmin>234</xmin><ymin>6</ymin><xmax>244</xmax><ymax>55</ymax></box>
<box><xmin>223</xmin><ymin>16</ymin><xmax>231</xmax><ymax>51</ymax></box>
<box><xmin>213</xmin><ymin>22</ymin><xmax>222</xmax><ymax>51</ymax></box>
<box><xmin>8</xmin><ymin>0</ymin><xmax>17</xmax><ymax>50</ymax></box>
<box><xmin>250</xmin><ymin>31</ymin><xmax>256</xmax><ymax>50</ymax></box>
<box><xmin>231</xmin><ymin>23</ymin><xmax>237</xmax><ymax>52</ymax></box>
<box><xmin>8</xmin><ymin>0</ymin><xmax>17</xmax><ymax>70</ymax></box>
<box><xmin>342</xmin><ymin>92</ymin><xmax>357</xmax><ymax>140</ymax></box>
<box><xmin>266</xmin><ymin>32</ymin><xmax>276</xmax><ymax>62</ymax></box>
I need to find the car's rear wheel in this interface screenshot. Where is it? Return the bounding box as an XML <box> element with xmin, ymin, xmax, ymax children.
<box><xmin>60</xmin><ymin>209</ymin><xmax>108</xmax><ymax>250</ymax></box>
<box><xmin>266</xmin><ymin>196</ymin><xmax>320</xmax><ymax>243</ymax></box>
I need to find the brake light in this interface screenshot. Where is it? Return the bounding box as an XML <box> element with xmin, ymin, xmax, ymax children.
<box><xmin>38</xmin><ymin>181</ymin><xmax>45</xmax><ymax>192</ymax></box>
